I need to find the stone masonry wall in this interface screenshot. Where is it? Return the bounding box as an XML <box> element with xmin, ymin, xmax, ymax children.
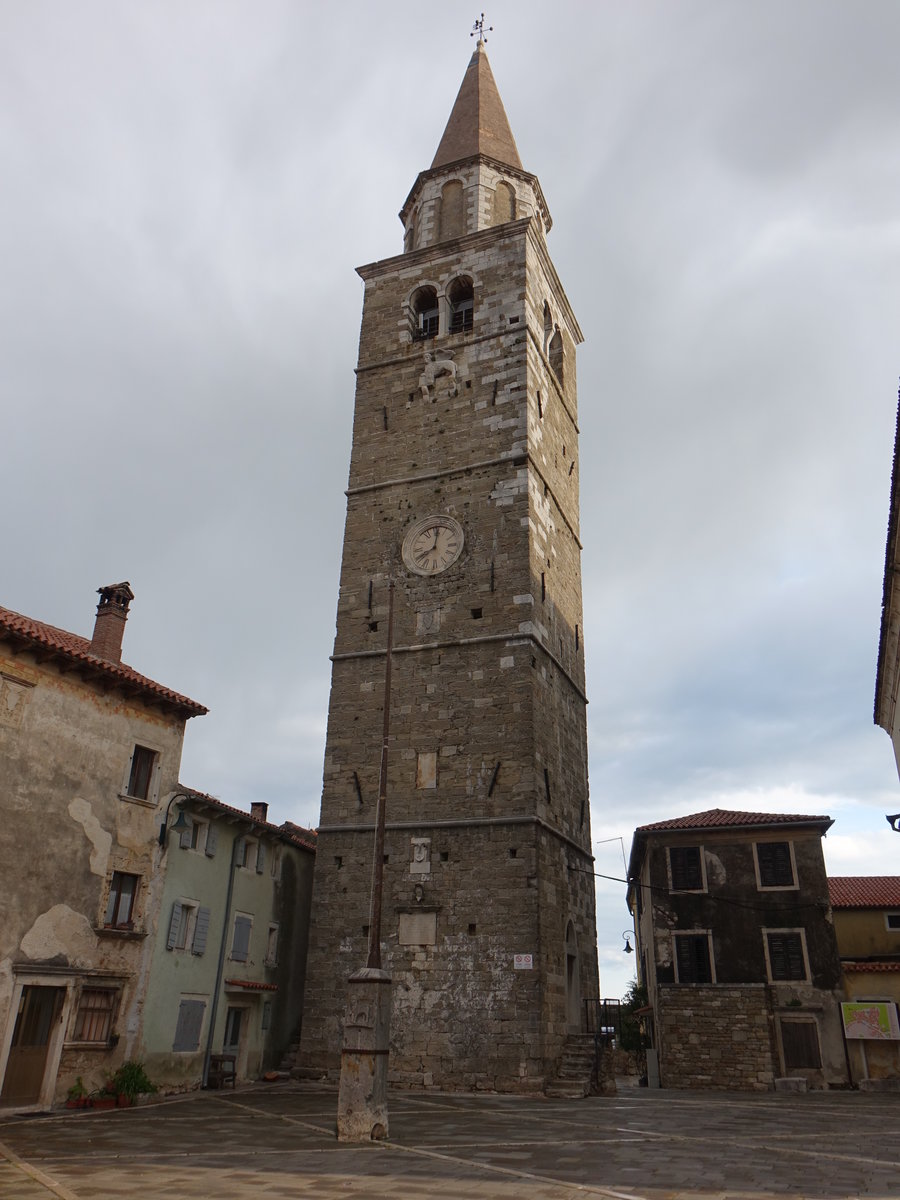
<box><xmin>299</xmin><ymin>211</ymin><xmax>594</xmax><ymax>1091</ymax></box>
<box><xmin>657</xmin><ymin>983</ymin><xmax>777</xmax><ymax>1091</ymax></box>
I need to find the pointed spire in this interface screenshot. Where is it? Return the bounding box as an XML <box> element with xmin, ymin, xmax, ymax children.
<box><xmin>431</xmin><ymin>41</ymin><xmax>523</xmax><ymax>172</ymax></box>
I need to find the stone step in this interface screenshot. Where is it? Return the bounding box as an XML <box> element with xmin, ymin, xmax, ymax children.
<box><xmin>545</xmin><ymin>1079</ymin><xmax>590</xmax><ymax>1098</ymax></box>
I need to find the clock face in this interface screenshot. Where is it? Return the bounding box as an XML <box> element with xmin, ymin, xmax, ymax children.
<box><xmin>402</xmin><ymin>515</ymin><xmax>465</xmax><ymax>576</ymax></box>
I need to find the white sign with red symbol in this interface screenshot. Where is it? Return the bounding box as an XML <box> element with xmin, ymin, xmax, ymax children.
<box><xmin>513</xmin><ymin>954</ymin><xmax>534</xmax><ymax>970</ymax></box>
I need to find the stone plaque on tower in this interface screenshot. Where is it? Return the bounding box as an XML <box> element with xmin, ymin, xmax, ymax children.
<box><xmin>299</xmin><ymin>38</ymin><xmax>598</xmax><ymax>1094</ymax></box>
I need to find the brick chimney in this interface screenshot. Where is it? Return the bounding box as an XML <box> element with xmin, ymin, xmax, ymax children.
<box><xmin>250</xmin><ymin>801</ymin><xmax>269</xmax><ymax>824</ymax></box>
<box><xmin>90</xmin><ymin>582</ymin><xmax>134</xmax><ymax>663</ymax></box>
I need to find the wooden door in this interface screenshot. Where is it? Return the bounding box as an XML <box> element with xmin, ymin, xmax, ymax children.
<box><xmin>0</xmin><ymin>986</ymin><xmax>64</xmax><ymax>1105</ymax></box>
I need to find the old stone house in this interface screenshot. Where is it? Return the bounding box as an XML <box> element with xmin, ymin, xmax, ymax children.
<box><xmin>139</xmin><ymin>790</ymin><xmax>315</xmax><ymax>1090</ymax></box>
<box><xmin>0</xmin><ymin>584</ymin><xmax>207</xmax><ymax>1109</ymax></box>
<box><xmin>627</xmin><ymin>808</ymin><xmax>848</xmax><ymax>1090</ymax></box>
<box><xmin>828</xmin><ymin>875</ymin><xmax>900</xmax><ymax>1084</ymax></box>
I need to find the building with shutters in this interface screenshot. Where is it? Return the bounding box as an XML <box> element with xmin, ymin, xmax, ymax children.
<box><xmin>138</xmin><ymin>790</ymin><xmax>315</xmax><ymax>1090</ymax></box>
<box><xmin>828</xmin><ymin>875</ymin><xmax>900</xmax><ymax>1085</ymax></box>
<box><xmin>0</xmin><ymin>585</ymin><xmax>207</xmax><ymax>1111</ymax></box>
<box><xmin>627</xmin><ymin>809</ymin><xmax>848</xmax><ymax>1090</ymax></box>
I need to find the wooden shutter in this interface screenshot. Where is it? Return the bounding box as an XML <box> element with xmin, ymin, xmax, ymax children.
<box><xmin>670</xmin><ymin>847</ymin><xmax>702</xmax><ymax>891</ymax></box>
<box><xmin>757</xmin><ymin>842</ymin><xmax>794</xmax><ymax>887</ymax></box>
<box><xmin>172</xmin><ymin>999</ymin><xmax>206</xmax><ymax>1052</ymax></box>
<box><xmin>179</xmin><ymin>822</ymin><xmax>192</xmax><ymax>850</ymax></box>
<box><xmin>232</xmin><ymin>915</ymin><xmax>252</xmax><ymax>962</ymax></box>
<box><xmin>781</xmin><ymin>1020</ymin><xmax>821</xmax><ymax>1069</ymax></box>
<box><xmin>192</xmin><ymin>907</ymin><xmax>211</xmax><ymax>956</ymax></box>
<box><xmin>256</xmin><ymin>843</ymin><xmax>266</xmax><ymax>874</ymax></box>
<box><xmin>768</xmin><ymin>933</ymin><xmax>805</xmax><ymax>980</ymax></box>
<box><xmin>166</xmin><ymin>901</ymin><xmax>183</xmax><ymax>951</ymax></box>
<box><xmin>205</xmin><ymin>824</ymin><xmax>218</xmax><ymax>858</ymax></box>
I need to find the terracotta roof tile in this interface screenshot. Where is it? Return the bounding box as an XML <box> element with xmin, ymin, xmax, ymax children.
<box><xmin>841</xmin><ymin>961</ymin><xmax>900</xmax><ymax>972</ymax></box>
<box><xmin>0</xmin><ymin>605</ymin><xmax>206</xmax><ymax>718</ymax></box>
<box><xmin>224</xmin><ymin>979</ymin><xmax>278</xmax><ymax>991</ymax></box>
<box><xmin>179</xmin><ymin>789</ymin><xmax>317</xmax><ymax>852</ymax></box>
<box><xmin>634</xmin><ymin>808</ymin><xmax>833</xmax><ymax>834</ymax></box>
<box><xmin>829</xmin><ymin>876</ymin><xmax>900</xmax><ymax>908</ymax></box>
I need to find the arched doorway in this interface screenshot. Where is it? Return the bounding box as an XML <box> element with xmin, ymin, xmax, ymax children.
<box><xmin>565</xmin><ymin>921</ymin><xmax>580</xmax><ymax>1032</ymax></box>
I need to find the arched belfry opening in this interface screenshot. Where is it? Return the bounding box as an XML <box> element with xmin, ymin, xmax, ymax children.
<box><xmin>447</xmin><ymin>277</ymin><xmax>474</xmax><ymax>333</ymax></box>
<box><xmin>549</xmin><ymin>328</ymin><xmax>564</xmax><ymax>385</ymax></box>
<box><xmin>411</xmin><ymin>285</ymin><xmax>439</xmax><ymax>340</ymax></box>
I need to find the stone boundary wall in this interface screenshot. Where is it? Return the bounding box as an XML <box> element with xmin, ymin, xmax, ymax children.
<box><xmin>657</xmin><ymin>984</ymin><xmax>775</xmax><ymax>1091</ymax></box>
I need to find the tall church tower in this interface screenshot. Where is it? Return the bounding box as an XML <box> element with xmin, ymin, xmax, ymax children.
<box><xmin>299</xmin><ymin>40</ymin><xmax>598</xmax><ymax>1092</ymax></box>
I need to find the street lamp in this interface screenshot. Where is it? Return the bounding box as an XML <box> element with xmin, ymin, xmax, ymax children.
<box><xmin>622</xmin><ymin>931</ymin><xmax>634</xmax><ymax>954</ymax></box>
<box><xmin>159</xmin><ymin>793</ymin><xmax>191</xmax><ymax>846</ymax></box>
<box><xmin>886</xmin><ymin>814</ymin><xmax>900</xmax><ymax>834</ymax></box>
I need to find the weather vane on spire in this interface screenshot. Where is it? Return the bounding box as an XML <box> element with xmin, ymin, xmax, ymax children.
<box><xmin>471</xmin><ymin>13</ymin><xmax>492</xmax><ymax>44</ymax></box>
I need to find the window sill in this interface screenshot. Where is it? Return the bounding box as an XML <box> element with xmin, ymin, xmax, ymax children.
<box><xmin>118</xmin><ymin>792</ymin><xmax>156</xmax><ymax>809</ymax></box>
<box><xmin>63</xmin><ymin>1041</ymin><xmax>114</xmax><ymax>1051</ymax></box>
<box><xmin>94</xmin><ymin>926</ymin><xmax>147</xmax><ymax>941</ymax></box>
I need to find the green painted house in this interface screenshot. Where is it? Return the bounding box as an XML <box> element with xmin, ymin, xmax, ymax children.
<box><xmin>139</xmin><ymin>791</ymin><xmax>315</xmax><ymax>1089</ymax></box>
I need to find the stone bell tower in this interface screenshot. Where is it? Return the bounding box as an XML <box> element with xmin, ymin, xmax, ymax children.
<box><xmin>299</xmin><ymin>38</ymin><xmax>598</xmax><ymax>1092</ymax></box>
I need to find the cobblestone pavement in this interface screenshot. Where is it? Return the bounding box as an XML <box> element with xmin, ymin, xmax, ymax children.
<box><xmin>1</xmin><ymin>1082</ymin><xmax>899</xmax><ymax>1199</ymax></box>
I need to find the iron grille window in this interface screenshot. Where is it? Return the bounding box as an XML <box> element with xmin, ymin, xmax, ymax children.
<box><xmin>104</xmin><ymin>871</ymin><xmax>139</xmax><ymax>928</ymax></box>
<box><xmin>127</xmin><ymin>745</ymin><xmax>156</xmax><ymax>800</ymax></box>
<box><xmin>73</xmin><ymin>989</ymin><xmax>116</xmax><ymax>1043</ymax></box>
<box><xmin>674</xmin><ymin>933</ymin><xmax>712</xmax><ymax>983</ymax></box>
<box><xmin>757</xmin><ymin>841</ymin><xmax>794</xmax><ymax>887</ymax></box>
<box><xmin>669</xmin><ymin>846</ymin><xmax>703</xmax><ymax>891</ymax></box>
<box><xmin>767</xmin><ymin>932</ymin><xmax>807</xmax><ymax>981</ymax></box>
<box><xmin>781</xmin><ymin>1020</ymin><xmax>821</xmax><ymax>1069</ymax></box>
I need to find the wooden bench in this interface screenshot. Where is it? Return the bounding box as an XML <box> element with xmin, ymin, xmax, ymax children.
<box><xmin>207</xmin><ymin>1054</ymin><xmax>236</xmax><ymax>1089</ymax></box>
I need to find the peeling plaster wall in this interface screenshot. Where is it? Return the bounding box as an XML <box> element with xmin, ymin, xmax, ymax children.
<box><xmin>0</xmin><ymin>646</ymin><xmax>188</xmax><ymax>1103</ymax></box>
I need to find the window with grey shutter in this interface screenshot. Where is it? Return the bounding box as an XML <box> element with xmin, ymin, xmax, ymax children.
<box><xmin>179</xmin><ymin>821</ymin><xmax>193</xmax><ymax>850</ymax></box>
<box><xmin>231</xmin><ymin>914</ymin><xmax>252</xmax><ymax>962</ymax></box>
<box><xmin>767</xmin><ymin>932</ymin><xmax>806</xmax><ymax>981</ymax></box>
<box><xmin>166</xmin><ymin>901</ymin><xmax>184</xmax><ymax>951</ymax></box>
<box><xmin>173</xmin><ymin>998</ymin><xmax>206</xmax><ymax>1052</ymax></box>
<box><xmin>256</xmin><ymin>843</ymin><xmax>266</xmax><ymax>874</ymax></box>
<box><xmin>261</xmin><ymin>1001</ymin><xmax>271</xmax><ymax>1031</ymax></box>
<box><xmin>192</xmin><ymin>906</ymin><xmax>211</xmax><ymax>956</ymax></box>
<box><xmin>757</xmin><ymin>842</ymin><xmax>794</xmax><ymax>887</ymax></box>
<box><xmin>205</xmin><ymin>823</ymin><xmax>218</xmax><ymax>857</ymax></box>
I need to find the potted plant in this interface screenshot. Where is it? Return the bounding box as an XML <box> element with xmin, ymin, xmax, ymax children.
<box><xmin>90</xmin><ymin>1082</ymin><xmax>117</xmax><ymax>1111</ymax></box>
<box><xmin>65</xmin><ymin>1077</ymin><xmax>89</xmax><ymax>1109</ymax></box>
<box><xmin>111</xmin><ymin>1060</ymin><xmax>156</xmax><ymax>1106</ymax></box>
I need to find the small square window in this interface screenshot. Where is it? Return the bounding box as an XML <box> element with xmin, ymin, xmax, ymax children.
<box><xmin>669</xmin><ymin>846</ymin><xmax>704</xmax><ymax>892</ymax></box>
<box><xmin>674</xmin><ymin>933</ymin><xmax>712</xmax><ymax>983</ymax></box>
<box><xmin>127</xmin><ymin>745</ymin><xmax>157</xmax><ymax>800</ymax></box>
<box><xmin>439</xmin><ymin>850</ymin><xmax>449</xmax><ymax>862</ymax></box>
<box><xmin>104</xmin><ymin>871</ymin><xmax>139</xmax><ymax>929</ymax></box>
<box><xmin>73</xmin><ymin>988</ymin><xmax>117</xmax><ymax>1043</ymax></box>
<box><xmin>756</xmin><ymin>842</ymin><xmax>795</xmax><ymax>888</ymax></box>
<box><xmin>885</xmin><ymin>912</ymin><xmax>900</xmax><ymax>931</ymax></box>
<box><xmin>766</xmin><ymin>931</ymin><xmax>808</xmax><ymax>982</ymax></box>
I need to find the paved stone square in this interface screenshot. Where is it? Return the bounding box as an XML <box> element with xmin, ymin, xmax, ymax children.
<box><xmin>1</xmin><ymin>1082</ymin><xmax>898</xmax><ymax>1199</ymax></box>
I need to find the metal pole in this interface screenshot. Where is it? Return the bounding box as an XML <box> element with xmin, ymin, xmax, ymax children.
<box><xmin>366</xmin><ymin>580</ymin><xmax>394</xmax><ymax>970</ymax></box>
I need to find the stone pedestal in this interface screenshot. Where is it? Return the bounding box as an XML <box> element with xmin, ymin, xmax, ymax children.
<box><xmin>336</xmin><ymin>967</ymin><xmax>391</xmax><ymax>1142</ymax></box>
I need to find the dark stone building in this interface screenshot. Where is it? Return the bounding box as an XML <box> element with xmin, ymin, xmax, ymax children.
<box><xmin>627</xmin><ymin>809</ymin><xmax>848</xmax><ymax>1090</ymax></box>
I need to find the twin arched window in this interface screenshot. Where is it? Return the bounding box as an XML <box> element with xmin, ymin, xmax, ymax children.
<box><xmin>410</xmin><ymin>277</ymin><xmax>473</xmax><ymax>340</ymax></box>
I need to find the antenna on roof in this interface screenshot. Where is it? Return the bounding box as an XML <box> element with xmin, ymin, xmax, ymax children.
<box><xmin>471</xmin><ymin>13</ymin><xmax>492</xmax><ymax>44</ymax></box>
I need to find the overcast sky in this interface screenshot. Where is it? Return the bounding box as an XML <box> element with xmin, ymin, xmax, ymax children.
<box><xmin>3</xmin><ymin>1</ymin><xmax>900</xmax><ymax>998</ymax></box>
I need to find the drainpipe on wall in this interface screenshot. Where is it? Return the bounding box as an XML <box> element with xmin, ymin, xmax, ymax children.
<box><xmin>202</xmin><ymin>833</ymin><xmax>240</xmax><ymax>1088</ymax></box>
